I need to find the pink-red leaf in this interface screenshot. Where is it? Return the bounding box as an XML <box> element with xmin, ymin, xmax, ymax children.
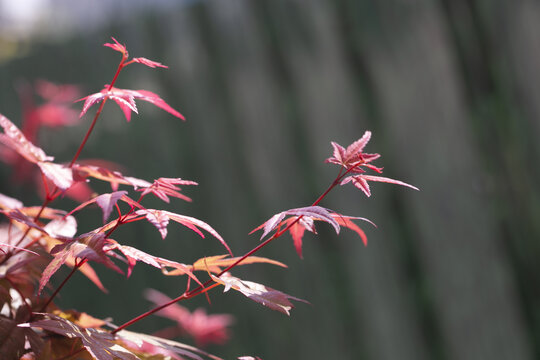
<box><xmin>139</xmin><ymin>177</ymin><xmax>197</xmax><ymax>203</ymax></box>
<box><xmin>136</xmin><ymin>209</ymin><xmax>231</xmax><ymax>255</ymax></box>
<box><xmin>341</xmin><ymin>174</ymin><xmax>418</xmax><ymax>196</ymax></box>
<box><xmin>0</xmin><ymin>114</ymin><xmax>52</xmax><ymax>163</ymax></box>
<box><xmin>3</xmin><ymin>208</ymin><xmax>49</xmax><ymax>236</ymax></box>
<box><xmin>130</xmin><ymin>89</ymin><xmax>185</xmax><ymax>120</ymax></box>
<box><xmin>43</xmin><ymin>215</ymin><xmax>77</xmax><ymax>239</ymax></box>
<box><xmin>0</xmin><ymin>192</ymin><xmax>23</xmax><ymax>209</ymax></box>
<box><xmin>331</xmin><ymin>214</ymin><xmax>374</xmax><ymax>246</ymax></box>
<box><xmin>251</xmin><ymin>207</ymin><xmax>375</xmax><ymax>258</ymax></box>
<box><xmin>211</xmin><ymin>272</ymin><xmax>308</xmax><ymax>315</ymax></box>
<box><xmin>40</xmin><ymin>232</ymin><xmax>123</xmax><ymax>294</ymax></box>
<box><xmin>37</xmin><ymin>162</ymin><xmax>74</xmax><ymax>190</ymax></box>
<box><xmin>345</xmin><ymin>130</ymin><xmax>371</xmax><ymax>162</ymax></box>
<box><xmin>22</xmin><ymin>314</ymin><xmax>138</xmax><ymax>360</ymax></box>
<box><xmin>104</xmin><ymin>37</ymin><xmax>128</xmax><ymax>57</ymax></box>
<box><xmin>95</xmin><ymin>191</ymin><xmax>128</xmax><ymax>223</ymax></box>
<box><xmin>67</xmin><ymin>191</ymin><xmax>128</xmax><ymax>223</ymax></box>
<box><xmin>107</xmin><ymin>241</ymin><xmax>199</xmax><ymax>285</ymax></box>
<box><xmin>145</xmin><ymin>288</ymin><xmax>234</xmax><ymax>346</ymax></box>
<box><xmin>116</xmin><ymin>329</ymin><xmax>223</xmax><ymax>360</ymax></box>
<box><xmin>341</xmin><ymin>175</ymin><xmax>371</xmax><ymax>196</ymax></box>
<box><xmin>139</xmin><ymin>209</ymin><xmax>170</xmax><ymax>239</ymax></box>
<box><xmin>256</xmin><ymin>206</ymin><xmax>340</xmax><ymax>241</ymax></box>
<box><xmin>78</xmin><ymin>87</ymin><xmax>184</xmax><ymax>121</ymax></box>
<box><xmin>356</xmin><ymin>174</ymin><xmax>419</xmax><ymax>190</ymax></box>
<box><xmin>73</xmin><ymin>163</ymin><xmax>151</xmax><ymax>191</ymax></box>
<box><xmin>188</xmin><ymin>255</ymin><xmax>287</xmax><ymax>274</ymax></box>
<box><xmin>131</xmin><ymin>57</ymin><xmax>168</xmax><ymax>68</ymax></box>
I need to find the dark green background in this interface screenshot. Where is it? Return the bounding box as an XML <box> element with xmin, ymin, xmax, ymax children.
<box><xmin>1</xmin><ymin>1</ymin><xmax>539</xmax><ymax>359</ymax></box>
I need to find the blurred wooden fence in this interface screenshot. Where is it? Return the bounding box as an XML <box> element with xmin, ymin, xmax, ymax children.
<box><xmin>1</xmin><ymin>0</ymin><xmax>539</xmax><ymax>359</ymax></box>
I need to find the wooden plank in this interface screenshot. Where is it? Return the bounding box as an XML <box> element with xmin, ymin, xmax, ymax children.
<box><xmin>363</xmin><ymin>1</ymin><xmax>533</xmax><ymax>359</ymax></box>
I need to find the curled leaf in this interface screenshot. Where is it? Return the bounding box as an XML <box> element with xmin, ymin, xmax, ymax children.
<box><xmin>210</xmin><ymin>272</ymin><xmax>308</xmax><ymax>315</ymax></box>
<box><xmin>251</xmin><ymin>207</ymin><xmax>374</xmax><ymax>258</ymax></box>
<box><xmin>189</xmin><ymin>255</ymin><xmax>287</xmax><ymax>274</ymax></box>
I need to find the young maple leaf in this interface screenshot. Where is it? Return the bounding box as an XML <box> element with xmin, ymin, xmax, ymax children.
<box><xmin>0</xmin><ymin>114</ymin><xmax>74</xmax><ymax>190</ymax></box>
<box><xmin>326</xmin><ymin>131</ymin><xmax>419</xmax><ymax>196</ymax></box>
<box><xmin>78</xmin><ymin>86</ymin><xmax>185</xmax><ymax>122</ymax></box>
<box><xmin>0</xmin><ymin>192</ymin><xmax>23</xmax><ymax>210</ymax></box>
<box><xmin>135</xmin><ymin>209</ymin><xmax>232</xmax><ymax>256</ymax></box>
<box><xmin>104</xmin><ymin>37</ymin><xmax>128</xmax><ymax>56</ymax></box>
<box><xmin>106</xmin><ymin>240</ymin><xmax>200</xmax><ymax>285</ymax></box>
<box><xmin>131</xmin><ymin>57</ymin><xmax>168</xmax><ymax>68</ymax></box>
<box><xmin>250</xmin><ymin>206</ymin><xmax>374</xmax><ymax>258</ymax></box>
<box><xmin>210</xmin><ymin>272</ymin><xmax>308</xmax><ymax>316</ymax></box>
<box><xmin>67</xmin><ymin>190</ymin><xmax>128</xmax><ymax>223</ymax></box>
<box><xmin>145</xmin><ymin>288</ymin><xmax>234</xmax><ymax>346</ymax></box>
<box><xmin>104</xmin><ymin>37</ymin><xmax>167</xmax><ymax>69</ymax></box>
<box><xmin>139</xmin><ymin>177</ymin><xmax>198</xmax><ymax>203</ymax></box>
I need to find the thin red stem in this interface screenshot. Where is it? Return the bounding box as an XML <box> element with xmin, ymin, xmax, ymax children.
<box><xmin>107</xmin><ymin>56</ymin><xmax>127</xmax><ymax>92</ymax></box>
<box><xmin>112</xmin><ymin>283</ymin><xmax>220</xmax><ymax>334</ymax></box>
<box><xmin>39</xmin><ymin>258</ymin><xmax>87</xmax><ymax>312</ymax></box>
<box><xmin>69</xmin><ymin>53</ymin><xmax>125</xmax><ymax>167</ymax></box>
<box><xmin>4</xmin><ymin>54</ymin><xmax>129</xmax><ymax>262</ymax></box>
<box><xmin>68</xmin><ymin>104</ymin><xmax>103</xmax><ymax>167</ymax></box>
<box><xmin>112</xmin><ymin>167</ymin><xmax>351</xmax><ymax>334</ymax></box>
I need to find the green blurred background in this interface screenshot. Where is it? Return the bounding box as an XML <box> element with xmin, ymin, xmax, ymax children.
<box><xmin>1</xmin><ymin>0</ymin><xmax>539</xmax><ymax>359</ymax></box>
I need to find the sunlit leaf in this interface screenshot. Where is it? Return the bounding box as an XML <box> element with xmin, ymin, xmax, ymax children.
<box><xmin>104</xmin><ymin>37</ymin><xmax>128</xmax><ymax>57</ymax></box>
<box><xmin>131</xmin><ymin>57</ymin><xmax>168</xmax><ymax>69</ymax></box>
<box><xmin>0</xmin><ymin>114</ymin><xmax>52</xmax><ymax>163</ymax></box>
<box><xmin>78</xmin><ymin>87</ymin><xmax>184</xmax><ymax>121</ymax></box>
<box><xmin>189</xmin><ymin>255</ymin><xmax>287</xmax><ymax>274</ymax></box>
<box><xmin>23</xmin><ymin>314</ymin><xmax>139</xmax><ymax>360</ymax></box>
<box><xmin>136</xmin><ymin>209</ymin><xmax>231</xmax><ymax>255</ymax></box>
<box><xmin>106</xmin><ymin>241</ymin><xmax>200</xmax><ymax>284</ymax></box>
<box><xmin>210</xmin><ymin>272</ymin><xmax>308</xmax><ymax>315</ymax></box>
<box><xmin>117</xmin><ymin>329</ymin><xmax>223</xmax><ymax>360</ymax></box>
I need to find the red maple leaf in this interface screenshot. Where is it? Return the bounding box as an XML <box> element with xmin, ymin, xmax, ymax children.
<box><xmin>250</xmin><ymin>206</ymin><xmax>374</xmax><ymax>258</ymax></box>
<box><xmin>210</xmin><ymin>272</ymin><xmax>308</xmax><ymax>316</ymax></box>
<box><xmin>0</xmin><ymin>114</ymin><xmax>74</xmax><ymax>190</ymax></box>
<box><xmin>326</xmin><ymin>131</ymin><xmax>419</xmax><ymax>196</ymax></box>
<box><xmin>131</xmin><ymin>57</ymin><xmax>168</xmax><ymax>68</ymax></box>
<box><xmin>104</xmin><ymin>37</ymin><xmax>128</xmax><ymax>56</ymax></box>
<box><xmin>139</xmin><ymin>177</ymin><xmax>197</xmax><ymax>203</ymax></box>
<box><xmin>78</xmin><ymin>86</ymin><xmax>185</xmax><ymax>121</ymax></box>
<box><xmin>135</xmin><ymin>208</ymin><xmax>232</xmax><ymax>255</ymax></box>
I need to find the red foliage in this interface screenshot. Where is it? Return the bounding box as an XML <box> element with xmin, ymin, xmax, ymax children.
<box><xmin>0</xmin><ymin>38</ymin><xmax>416</xmax><ymax>360</ymax></box>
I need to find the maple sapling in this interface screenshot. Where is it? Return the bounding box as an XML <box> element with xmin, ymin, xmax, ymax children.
<box><xmin>0</xmin><ymin>37</ymin><xmax>417</xmax><ymax>360</ymax></box>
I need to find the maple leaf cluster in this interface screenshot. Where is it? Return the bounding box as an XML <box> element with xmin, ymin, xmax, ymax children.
<box><xmin>0</xmin><ymin>37</ymin><xmax>417</xmax><ymax>360</ymax></box>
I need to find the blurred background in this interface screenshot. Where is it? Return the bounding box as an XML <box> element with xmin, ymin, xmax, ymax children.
<box><xmin>1</xmin><ymin>0</ymin><xmax>539</xmax><ymax>359</ymax></box>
